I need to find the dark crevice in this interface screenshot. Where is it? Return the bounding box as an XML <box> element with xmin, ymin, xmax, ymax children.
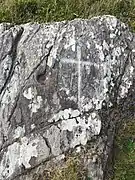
<box><xmin>7</xmin><ymin>93</ymin><xmax>20</xmax><ymax>124</ymax></box>
<box><xmin>0</xmin><ymin>26</ymin><xmax>61</xmax><ymax>153</ymax></box>
<box><xmin>0</xmin><ymin>93</ymin><xmax>21</xmax><ymax>151</ymax></box>
<box><xmin>0</xmin><ymin>27</ymin><xmax>24</xmax><ymax>96</ymax></box>
<box><xmin>26</xmin><ymin>44</ymin><xmax>53</xmax><ymax>82</ymax></box>
<box><xmin>26</xmin><ymin>23</ymin><xmax>62</xmax><ymax>83</ymax></box>
<box><xmin>22</xmin><ymin>25</ymin><xmax>41</xmax><ymax>44</ymax></box>
<box><xmin>41</xmin><ymin>135</ymin><xmax>52</xmax><ymax>155</ymax></box>
<box><xmin>103</xmin><ymin>81</ymin><xmax>135</xmax><ymax>180</ymax></box>
<box><xmin>36</xmin><ymin>24</ymin><xmax>61</xmax><ymax>85</ymax></box>
<box><xmin>0</xmin><ymin>111</ymin><xmax>82</xmax><ymax>153</ymax></box>
<box><xmin>109</xmin><ymin>48</ymin><xmax>132</xmax><ymax>104</ymax></box>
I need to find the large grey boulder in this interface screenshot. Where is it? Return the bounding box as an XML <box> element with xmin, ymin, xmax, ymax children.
<box><xmin>0</xmin><ymin>15</ymin><xmax>134</xmax><ymax>180</ymax></box>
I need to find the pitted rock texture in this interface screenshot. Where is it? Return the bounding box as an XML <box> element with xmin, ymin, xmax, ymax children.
<box><xmin>0</xmin><ymin>16</ymin><xmax>134</xmax><ymax>180</ymax></box>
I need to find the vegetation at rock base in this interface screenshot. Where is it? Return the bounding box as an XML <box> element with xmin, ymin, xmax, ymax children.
<box><xmin>33</xmin><ymin>157</ymin><xmax>87</xmax><ymax>180</ymax></box>
<box><xmin>0</xmin><ymin>0</ymin><xmax>135</xmax><ymax>31</ymax></box>
<box><xmin>113</xmin><ymin>119</ymin><xmax>135</xmax><ymax>180</ymax></box>
<box><xmin>49</xmin><ymin>157</ymin><xmax>86</xmax><ymax>180</ymax></box>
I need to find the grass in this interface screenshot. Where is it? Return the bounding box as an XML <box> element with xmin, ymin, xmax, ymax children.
<box><xmin>113</xmin><ymin>120</ymin><xmax>135</xmax><ymax>180</ymax></box>
<box><xmin>50</xmin><ymin>157</ymin><xmax>86</xmax><ymax>180</ymax></box>
<box><xmin>0</xmin><ymin>0</ymin><xmax>135</xmax><ymax>31</ymax></box>
<box><xmin>33</xmin><ymin>156</ymin><xmax>87</xmax><ymax>180</ymax></box>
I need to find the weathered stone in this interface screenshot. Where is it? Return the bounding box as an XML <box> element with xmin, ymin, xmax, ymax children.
<box><xmin>0</xmin><ymin>15</ymin><xmax>134</xmax><ymax>180</ymax></box>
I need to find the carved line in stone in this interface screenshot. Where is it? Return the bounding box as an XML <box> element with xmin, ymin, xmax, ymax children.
<box><xmin>77</xmin><ymin>45</ymin><xmax>81</xmax><ymax>109</ymax></box>
<box><xmin>61</xmin><ymin>58</ymin><xmax>93</xmax><ymax>66</ymax></box>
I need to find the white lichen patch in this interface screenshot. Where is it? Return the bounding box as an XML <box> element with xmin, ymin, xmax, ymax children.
<box><xmin>0</xmin><ymin>135</ymin><xmax>50</xmax><ymax>179</ymax></box>
<box><xmin>71</xmin><ymin>128</ymin><xmax>88</xmax><ymax>147</ymax></box>
<box><xmin>28</xmin><ymin>95</ymin><xmax>42</xmax><ymax>115</ymax></box>
<box><xmin>87</xmin><ymin>113</ymin><xmax>101</xmax><ymax>135</ymax></box>
<box><xmin>47</xmin><ymin>55</ymin><xmax>53</xmax><ymax>67</ymax></box>
<box><xmin>95</xmin><ymin>44</ymin><xmax>104</xmax><ymax>61</ymax></box>
<box><xmin>105</xmin><ymin>15</ymin><xmax>117</xmax><ymax>31</ymax></box>
<box><xmin>83</xmin><ymin>101</ymin><xmax>93</xmax><ymax>111</ymax></box>
<box><xmin>49</xmin><ymin>108</ymin><xmax>80</xmax><ymax>122</ymax></box>
<box><xmin>119</xmin><ymin>63</ymin><xmax>134</xmax><ymax>99</ymax></box>
<box><xmin>110</xmin><ymin>33</ymin><xmax>116</xmax><ymax>38</ymax></box>
<box><xmin>71</xmin><ymin>109</ymin><xmax>80</xmax><ymax>118</ymax></box>
<box><xmin>31</xmin><ymin>124</ymin><xmax>36</xmax><ymax>130</ymax></box>
<box><xmin>23</xmin><ymin>87</ymin><xmax>43</xmax><ymax>116</ymax></box>
<box><xmin>47</xmin><ymin>109</ymin><xmax>101</xmax><ymax>152</ymax></box>
<box><xmin>112</xmin><ymin>47</ymin><xmax>121</xmax><ymax>57</ymax></box>
<box><xmin>19</xmin><ymin>137</ymin><xmax>38</xmax><ymax>168</ymax></box>
<box><xmin>13</xmin><ymin>126</ymin><xmax>25</xmax><ymax>139</ymax></box>
<box><xmin>60</xmin><ymin>111</ymin><xmax>101</xmax><ymax>148</ymax></box>
<box><xmin>76</xmin><ymin>146</ymin><xmax>81</xmax><ymax>153</ymax></box>
<box><xmin>23</xmin><ymin>87</ymin><xmax>34</xmax><ymax>100</ymax></box>
<box><xmin>61</xmin><ymin>118</ymin><xmax>77</xmax><ymax>131</ymax></box>
<box><xmin>59</xmin><ymin>87</ymin><xmax>70</xmax><ymax>95</ymax></box>
<box><xmin>119</xmin><ymin>81</ymin><xmax>133</xmax><ymax>98</ymax></box>
<box><xmin>55</xmin><ymin>154</ymin><xmax>65</xmax><ymax>161</ymax></box>
<box><xmin>130</xmin><ymin>66</ymin><xmax>134</xmax><ymax>75</ymax></box>
<box><xmin>64</xmin><ymin>26</ymin><xmax>76</xmax><ymax>52</ymax></box>
<box><xmin>63</xmin><ymin>109</ymin><xmax>70</xmax><ymax>119</ymax></box>
<box><xmin>0</xmin><ymin>137</ymin><xmax>38</xmax><ymax>178</ymax></box>
<box><xmin>103</xmin><ymin>40</ymin><xmax>109</xmax><ymax>51</ymax></box>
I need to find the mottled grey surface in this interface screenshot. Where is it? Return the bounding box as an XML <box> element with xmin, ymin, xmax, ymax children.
<box><xmin>0</xmin><ymin>16</ymin><xmax>134</xmax><ymax>180</ymax></box>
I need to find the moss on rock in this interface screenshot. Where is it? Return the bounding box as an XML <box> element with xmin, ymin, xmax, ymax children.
<box><xmin>113</xmin><ymin>119</ymin><xmax>135</xmax><ymax>180</ymax></box>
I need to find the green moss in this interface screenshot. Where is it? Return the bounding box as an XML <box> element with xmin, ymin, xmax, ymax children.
<box><xmin>113</xmin><ymin>120</ymin><xmax>135</xmax><ymax>180</ymax></box>
<box><xmin>0</xmin><ymin>0</ymin><xmax>135</xmax><ymax>31</ymax></box>
<box><xmin>42</xmin><ymin>157</ymin><xmax>87</xmax><ymax>180</ymax></box>
<box><xmin>51</xmin><ymin>158</ymin><xmax>79</xmax><ymax>180</ymax></box>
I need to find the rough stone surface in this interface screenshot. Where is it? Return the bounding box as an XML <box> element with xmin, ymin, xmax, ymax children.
<box><xmin>0</xmin><ymin>16</ymin><xmax>134</xmax><ymax>180</ymax></box>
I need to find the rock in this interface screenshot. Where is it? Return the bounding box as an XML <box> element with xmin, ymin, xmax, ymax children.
<box><xmin>0</xmin><ymin>15</ymin><xmax>134</xmax><ymax>180</ymax></box>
